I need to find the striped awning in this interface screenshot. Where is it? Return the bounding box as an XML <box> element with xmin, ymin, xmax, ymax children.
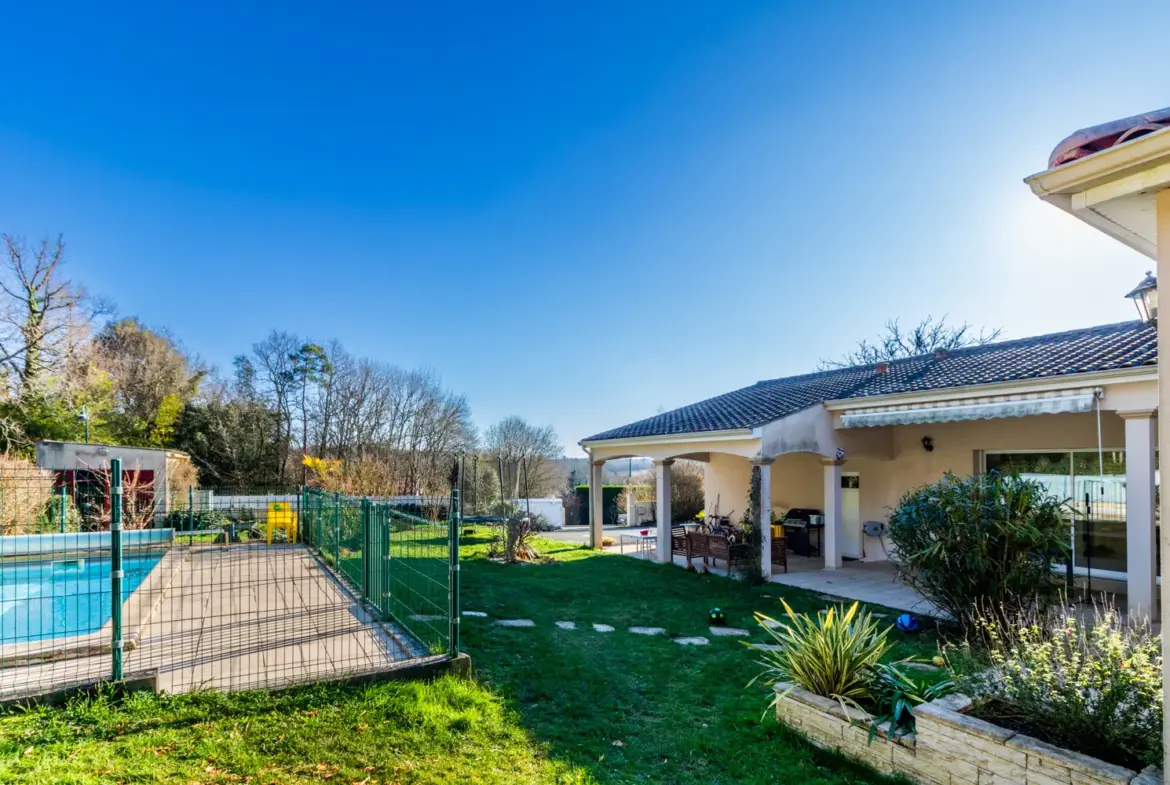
<box><xmin>838</xmin><ymin>389</ymin><xmax>1097</xmax><ymax>429</ymax></box>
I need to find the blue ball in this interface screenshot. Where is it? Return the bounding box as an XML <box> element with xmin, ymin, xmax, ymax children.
<box><xmin>895</xmin><ymin>613</ymin><xmax>920</xmax><ymax>633</ymax></box>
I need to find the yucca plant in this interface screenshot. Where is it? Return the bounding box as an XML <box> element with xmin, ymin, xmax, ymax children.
<box><xmin>749</xmin><ymin>600</ymin><xmax>893</xmax><ymax>716</ymax></box>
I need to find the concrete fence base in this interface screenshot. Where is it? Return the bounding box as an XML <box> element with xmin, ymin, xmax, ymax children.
<box><xmin>773</xmin><ymin>683</ymin><xmax>1163</xmax><ymax>785</ymax></box>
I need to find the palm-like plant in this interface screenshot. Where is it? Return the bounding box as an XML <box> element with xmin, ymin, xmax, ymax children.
<box><xmin>749</xmin><ymin>600</ymin><xmax>893</xmax><ymax>715</ymax></box>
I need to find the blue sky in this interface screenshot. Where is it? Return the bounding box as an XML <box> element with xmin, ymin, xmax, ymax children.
<box><xmin>1</xmin><ymin>1</ymin><xmax>1167</xmax><ymax>456</ymax></box>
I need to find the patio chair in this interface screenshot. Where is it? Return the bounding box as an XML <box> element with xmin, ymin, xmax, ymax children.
<box><xmin>670</xmin><ymin>525</ymin><xmax>688</xmax><ymax>558</ymax></box>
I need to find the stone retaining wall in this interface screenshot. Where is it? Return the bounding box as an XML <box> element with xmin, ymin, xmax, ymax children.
<box><xmin>773</xmin><ymin>683</ymin><xmax>1163</xmax><ymax>785</ymax></box>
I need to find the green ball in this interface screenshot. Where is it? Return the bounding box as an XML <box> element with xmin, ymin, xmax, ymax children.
<box><xmin>708</xmin><ymin>608</ymin><xmax>727</xmax><ymax>625</ymax></box>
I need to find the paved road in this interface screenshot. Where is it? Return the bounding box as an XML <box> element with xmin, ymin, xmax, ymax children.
<box><xmin>542</xmin><ymin>525</ymin><xmax>650</xmax><ymax>545</ymax></box>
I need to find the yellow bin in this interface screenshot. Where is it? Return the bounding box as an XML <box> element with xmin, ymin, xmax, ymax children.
<box><xmin>267</xmin><ymin>501</ymin><xmax>298</xmax><ymax>545</ymax></box>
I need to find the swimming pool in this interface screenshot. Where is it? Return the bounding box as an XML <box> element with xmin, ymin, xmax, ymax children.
<box><xmin>0</xmin><ymin>554</ymin><xmax>162</xmax><ymax>643</ymax></box>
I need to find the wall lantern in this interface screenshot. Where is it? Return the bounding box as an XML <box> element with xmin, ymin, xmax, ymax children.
<box><xmin>1125</xmin><ymin>271</ymin><xmax>1158</xmax><ymax>324</ymax></box>
<box><xmin>921</xmin><ymin>436</ymin><xmax>934</xmax><ymax>452</ymax></box>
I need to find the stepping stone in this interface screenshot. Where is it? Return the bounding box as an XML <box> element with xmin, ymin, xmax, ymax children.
<box><xmin>904</xmin><ymin>662</ymin><xmax>942</xmax><ymax>672</ymax></box>
<box><xmin>409</xmin><ymin>614</ymin><xmax>445</xmax><ymax>622</ymax></box>
<box><xmin>749</xmin><ymin>643</ymin><xmax>783</xmax><ymax>652</ymax></box>
<box><xmin>870</xmin><ymin>612</ymin><xmax>889</xmax><ymax>619</ymax></box>
<box><xmin>496</xmin><ymin>619</ymin><xmax>535</xmax><ymax>628</ymax></box>
<box><xmin>673</xmin><ymin>636</ymin><xmax>709</xmax><ymax>646</ymax></box>
<box><xmin>760</xmin><ymin>618</ymin><xmax>784</xmax><ymax>629</ymax></box>
<box><xmin>462</xmin><ymin>611</ymin><xmax>488</xmax><ymax>618</ymax></box>
<box><xmin>709</xmin><ymin>627</ymin><xmax>750</xmax><ymax>637</ymax></box>
<box><xmin>593</xmin><ymin>624</ymin><xmax>615</xmax><ymax>632</ymax></box>
<box><xmin>628</xmin><ymin>627</ymin><xmax>665</xmax><ymax>636</ymax></box>
<box><xmin>555</xmin><ymin>621</ymin><xmax>576</xmax><ymax>630</ymax></box>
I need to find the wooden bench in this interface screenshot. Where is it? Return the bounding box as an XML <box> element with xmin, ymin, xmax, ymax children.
<box><xmin>683</xmin><ymin>531</ymin><xmax>749</xmax><ymax>576</ymax></box>
<box><xmin>671</xmin><ymin>525</ymin><xmax>688</xmax><ymax>559</ymax></box>
<box><xmin>771</xmin><ymin>535</ymin><xmax>788</xmax><ymax>574</ymax></box>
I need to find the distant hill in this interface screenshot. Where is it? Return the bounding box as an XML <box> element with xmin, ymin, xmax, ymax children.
<box><xmin>555</xmin><ymin>457</ymin><xmax>653</xmax><ymax>484</ymax></box>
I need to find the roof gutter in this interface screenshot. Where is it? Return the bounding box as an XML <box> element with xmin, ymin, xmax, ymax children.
<box><xmin>1026</xmin><ymin>126</ymin><xmax>1170</xmax><ymax>200</ymax></box>
<box><xmin>823</xmin><ymin>366</ymin><xmax>1155</xmax><ymax>412</ymax></box>
<box><xmin>578</xmin><ymin>427</ymin><xmax>754</xmax><ymax>451</ymax></box>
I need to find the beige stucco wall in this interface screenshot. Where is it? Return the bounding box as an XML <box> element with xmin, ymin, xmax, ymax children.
<box><xmin>704</xmin><ymin>411</ymin><xmax>1130</xmax><ymax>561</ymax></box>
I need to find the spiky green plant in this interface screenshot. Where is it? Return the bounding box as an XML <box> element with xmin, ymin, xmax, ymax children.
<box><xmin>749</xmin><ymin>600</ymin><xmax>893</xmax><ymax>716</ymax></box>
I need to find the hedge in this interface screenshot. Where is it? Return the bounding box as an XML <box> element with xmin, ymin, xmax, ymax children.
<box><xmin>570</xmin><ymin>485</ymin><xmax>625</xmax><ymax>527</ymax></box>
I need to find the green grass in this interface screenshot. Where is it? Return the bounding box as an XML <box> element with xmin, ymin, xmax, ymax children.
<box><xmin>0</xmin><ymin>531</ymin><xmax>940</xmax><ymax>784</ymax></box>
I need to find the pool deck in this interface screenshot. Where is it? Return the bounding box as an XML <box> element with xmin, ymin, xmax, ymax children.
<box><xmin>0</xmin><ymin>544</ymin><xmax>425</xmax><ymax>699</ymax></box>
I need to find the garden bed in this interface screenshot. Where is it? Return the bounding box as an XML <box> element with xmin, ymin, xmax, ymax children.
<box><xmin>773</xmin><ymin>683</ymin><xmax>1163</xmax><ymax>785</ymax></box>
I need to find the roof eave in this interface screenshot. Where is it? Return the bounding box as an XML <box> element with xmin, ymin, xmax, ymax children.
<box><xmin>1025</xmin><ymin>127</ymin><xmax>1170</xmax><ymax>259</ymax></box>
<box><xmin>579</xmin><ymin>428</ymin><xmax>755</xmax><ymax>450</ymax></box>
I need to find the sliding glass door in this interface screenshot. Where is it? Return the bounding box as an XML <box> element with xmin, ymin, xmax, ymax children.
<box><xmin>984</xmin><ymin>450</ymin><xmax>1129</xmax><ymax>579</ymax></box>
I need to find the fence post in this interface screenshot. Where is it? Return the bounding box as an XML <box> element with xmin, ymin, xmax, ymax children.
<box><xmin>334</xmin><ymin>492</ymin><xmax>341</xmax><ymax>570</ymax></box>
<box><xmin>360</xmin><ymin>498</ymin><xmax>369</xmax><ymax>600</ymax></box>
<box><xmin>59</xmin><ymin>485</ymin><xmax>67</xmax><ymax>533</ymax></box>
<box><xmin>296</xmin><ymin>486</ymin><xmax>303</xmax><ymax>545</ymax></box>
<box><xmin>187</xmin><ymin>485</ymin><xmax>194</xmax><ymax>532</ymax></box>
<box><xmin>110</xmin><ymin>458</ymin><xmax>124</xmax><ymax>681</ymax></box>
<box><xmin>448</xmin><ymin>488</ymin><xmax>460</xmax><ymax>655</ymax></box>
<box><xmin>316</xmin><ymin>491</ymin><xmax>323</xmax><ymax>553</ymax></box>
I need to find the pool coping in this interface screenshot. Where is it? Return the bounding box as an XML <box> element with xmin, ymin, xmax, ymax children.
<box><xmin>0</xmin><ymin>547</ymin><xmax>185</xmax><ymax>666</ymax></box>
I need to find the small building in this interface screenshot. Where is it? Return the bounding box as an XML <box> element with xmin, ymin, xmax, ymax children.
<box><xmin>35</xmin><ymin>441</ymin><xmax>195</xmax><ymax>519</ymax></box>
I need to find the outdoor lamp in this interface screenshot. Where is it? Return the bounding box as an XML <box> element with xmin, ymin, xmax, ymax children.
<box><xmin>1125</xmin><ymin>271</ymin><xmax>1158</xmax><ymax>324</ymax></box>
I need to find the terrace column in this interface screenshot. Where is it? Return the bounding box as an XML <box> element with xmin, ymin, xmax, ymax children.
<box><xmin>1157</xmin><ymin>189</ymin><xmax>1170</xmax><ymax>776</ymax></box>
<box><xmin>753</xmin><ymin>459</ymin><xmax>773</xmax><ymax>580</ymax></box>
<box><xmin>655</xmin><ymin>459</ymin><xmax>673</xmax><ymax>563</ymax></box>
<box><xmin>1121</xmin><ymin>411</ymin><xmax>1157</xmax><ymax>621</ymax></box>
<box><xmin>589</xmin><ymin>460</ymin><xmax>604</xmax><ymax>549</ymax></box>
<box><xmin>822</xmin><ymin>458</ymin><xmax>845</xmax><ymax>570</ymax></box>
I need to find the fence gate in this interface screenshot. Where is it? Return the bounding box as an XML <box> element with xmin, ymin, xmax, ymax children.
<box><xmin>0</xmin><ymin>463</ymin><xmax>460</xmax><ymax>700</ymax></box>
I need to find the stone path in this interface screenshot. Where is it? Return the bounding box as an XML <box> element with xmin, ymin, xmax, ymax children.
<box><xmin>461</xmin><ymin>609</ymin><xmax>789</xmax><ymax>650</ymax></box>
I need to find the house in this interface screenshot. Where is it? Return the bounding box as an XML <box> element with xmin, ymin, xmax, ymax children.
<box><xmin>1025</xmin><ymin>107</ymin><xmax>1170</xmax><ymax>775</ymax></box>
<box><xmin>580</xmin><ymin>316</ymin><xmax>1159</xmax><ymax>618</ymax></box>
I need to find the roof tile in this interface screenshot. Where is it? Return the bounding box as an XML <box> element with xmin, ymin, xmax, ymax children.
<box><xmin>583</xmin><ymin>321</ymin><xmax>1156</xmax><ymax>442</ymax></box>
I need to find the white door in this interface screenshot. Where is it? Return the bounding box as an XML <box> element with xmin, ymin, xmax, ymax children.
<box><xmin>841</xmin><ymin>473</ymin><xmax>862</xmax><ymax>559</ymax></box>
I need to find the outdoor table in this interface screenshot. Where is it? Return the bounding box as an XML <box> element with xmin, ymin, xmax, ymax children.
<box><xmin>619</xmin><ymin>531</ymin><xmax>657</xmax><ymax>558</ymax></box>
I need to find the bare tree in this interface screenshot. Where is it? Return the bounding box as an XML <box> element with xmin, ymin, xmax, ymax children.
<box><xmin>484</xmin><ymin>416</ymin><xmax>563</xmax><ymax>498</ymax></box>
<box><xmin>0</xmin><ymin>234</ymin><xmax>103</xmax><ymax>393</ymax></box>
<box><xmin>819</xmin><ymin>315</ymin><xmax>1003</xmax><ymax>370</ymax></box>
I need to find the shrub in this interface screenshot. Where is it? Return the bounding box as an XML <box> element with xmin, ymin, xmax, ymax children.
<box><xmin>958</xmin><ymin>602</ymin><xmax>1162</xmax><ymax>770</ymax></box>
<box><xmin>39</xmin><ymin>493</ymin><xmax>82</xmax><ymax>533</ymax></box>
<box><xmin>887</xmin><ymin>472</ymin><xmax>1068</xmax><ymax>633</ymax></box>
<box><xmin>0</xmin><ymin>456</ymin><xmax>55</xmax><ymax>535</ymax></box>
<box><xmin>751</xmin><ymin>601</ymin><xmax>892</xmax><ymax>710</ymax></box>
<box><xmin>164</xmin><ymin>508</ymin><xmax>230</xmax><ymax>531</ymax></box>
<box><xmin>752</xmin><ymin>600</ymin><xmax>953</xmax><ymax>739</ymax></box>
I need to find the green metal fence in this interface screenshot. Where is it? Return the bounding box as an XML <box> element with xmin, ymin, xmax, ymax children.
<box><xmin>300</xmin><ymin>488</ymin><xmax>460</xmax><ymax>655</ymax></box>
<box><xmin>0</xmin><ymin>462</ymin><xmax>461</xmax><ymax>702</ymax></box>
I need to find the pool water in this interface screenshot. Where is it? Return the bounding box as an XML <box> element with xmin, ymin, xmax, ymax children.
<box><xmin>0</xmin><ymin>554</ymin><xmax>162</xmax><ymax>643</ymax></box>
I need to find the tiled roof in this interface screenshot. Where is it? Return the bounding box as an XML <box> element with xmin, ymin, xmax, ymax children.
<box><xmin>583</xmin><ymin>321</ymin><xmax>1156</xmax><ymax>442</ymax></box>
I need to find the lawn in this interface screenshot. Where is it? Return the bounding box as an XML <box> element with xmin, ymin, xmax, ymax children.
<box><xmin>0</xmin><ymin>532</ymin><xmax>941</xmax><ymax>784</ymax></box>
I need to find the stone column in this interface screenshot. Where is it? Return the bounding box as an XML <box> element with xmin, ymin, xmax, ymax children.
<box><xmin>589</xmin><ymin>460</ymin><xmax>604</xmax><ymax>549</ymax></box>
<box><xmin>754</xmin><ymin>459</ymin><xmax>774</xmax><ymax>580</ymax></box>
<box><xmin>1121</xmin><ymin>411</ymin><xmax>1157</xmax><ymax>621</ymax></box>
<box><xmin>822</xmin><ymin>458</ymin><xmax>845</xmax><ymax>570</ymax></box>
<box><xmin>654</xmin><ymin>459</ymin><xmax>673</xmax><ymax>563</ymax></box>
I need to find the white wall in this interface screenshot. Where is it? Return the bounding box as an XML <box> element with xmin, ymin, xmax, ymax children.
<box><xmin>510</xmin><ymin>498</ymin><xmax>565</xmax><ymax>529</ymax></box>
